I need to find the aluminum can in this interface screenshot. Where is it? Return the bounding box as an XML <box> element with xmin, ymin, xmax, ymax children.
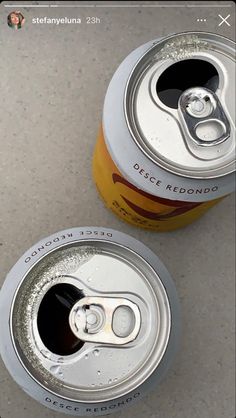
<box><xmin>93</xmin><ymin>32</ymin><xmax>235</xmax><ymax>231</ymax></box>
<box><xmin>0</xmin><ymin>227</ymin><xmax>180</xmax><ymax>416</ymax></box>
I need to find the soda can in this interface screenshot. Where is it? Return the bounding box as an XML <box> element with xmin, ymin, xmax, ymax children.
<box><xmin>0</xmin><ymin>227</ymin><xmax>180</xmax><ymax>416</ymax></box>
<box><xmin>93</xmin><ymin>32</ymin><xmax>235</xmax><ymax>231</ymax></box>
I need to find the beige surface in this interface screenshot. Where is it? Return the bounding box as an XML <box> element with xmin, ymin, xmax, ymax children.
<box><xmin>0</xmin><ymin>1</ymin><xmax>235</xmax><ymax>418</ymax></box>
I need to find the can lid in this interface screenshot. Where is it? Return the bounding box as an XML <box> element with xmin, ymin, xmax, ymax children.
<box><xmin>125</xmin><ymin>32</ymin><xmax>235</xmax><ymax>179</ymax></box>
<box><xmin>11</xmin><ymin>238</ymin><xmax>172</xmax><ymax>403</ymax></box>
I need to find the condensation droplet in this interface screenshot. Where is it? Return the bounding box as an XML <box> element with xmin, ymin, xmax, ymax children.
<box><xmin>93</xmin><ymin>349</ymin><xmax>100</xmax><ymax>357</ymax></box>
<box><xmin>50</xmin><ymin>365</ymin><xmax>61</xmax><ymax>375</ymax></box>
<box><xmin>85</xmin><ymin>354</ymin><xmax>89</xmax><ymax>360</ymax></box>
<box><xmin>97</xmin><ymin>370</ymin><xmax>101</xmax><ymax>376</ymax></box>
<box><xmin>108</xmin><ymin>379</ymin><xmax>112</xmax><ymax>384</ymax></box>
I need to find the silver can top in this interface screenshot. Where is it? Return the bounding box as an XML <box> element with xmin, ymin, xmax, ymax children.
<box><xmin>125</xmin><ymin>32</ymin><xmax>235</xmax><ymax>179</ymax></box>
<box><xmin>11</xmin><ymin>235</ymin><xmax>172</xmax><ymax>403</ymax></box>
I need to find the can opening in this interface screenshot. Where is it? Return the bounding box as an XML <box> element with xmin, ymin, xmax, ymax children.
<box><xmin>156</xmin><ymin>59</ymin><xmax>219</xmax><ymax>109</ymax></box>
<box><xmin>37</xmin><ymin>283</ymin><xmax>84</xmax><ymax>356</ymax></box>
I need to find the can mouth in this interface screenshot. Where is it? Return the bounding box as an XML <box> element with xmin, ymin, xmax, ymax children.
<box><xmin>10</xmin><ymin>240</ymin><xmax>171</xmax><ymax>403</ymax></box>
<box><xmin>156</xmin><ymin>59</ymin><xmax>219</xmax><ymax>109</ymax></box>
<box><xmin>37</xmin><ymin>284</ymin><xmax>85</xmax><ymax>356</ymax></box>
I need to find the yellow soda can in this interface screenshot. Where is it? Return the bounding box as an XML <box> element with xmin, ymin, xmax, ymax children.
<box><xmin>93</xmin><ymin>32</ymin><xmax>235</xmax><ymax>231</ymax></box>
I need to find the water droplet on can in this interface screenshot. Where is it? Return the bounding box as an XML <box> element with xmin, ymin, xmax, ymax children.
<box><xmin>50</xmin><ymin>365</ymin><xmax>61</xmax><ymax>375</ymax></box>
<box><xmin>93</xmin><ymin>349</ymin><xmax>100</xmax><ymax>357</ymax></box>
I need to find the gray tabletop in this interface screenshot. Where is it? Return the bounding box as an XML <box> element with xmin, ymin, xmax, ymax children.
<box><xmin>0</xmin><ymin>1</ymin><xmax>235</xmax><ymax>418</ymax></box>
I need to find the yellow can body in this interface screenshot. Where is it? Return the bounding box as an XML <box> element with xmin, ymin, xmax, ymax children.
<box><xmin>93</xmin><ymin>127</ymin><xmax>222</xmax><ymax>232</ymax></box>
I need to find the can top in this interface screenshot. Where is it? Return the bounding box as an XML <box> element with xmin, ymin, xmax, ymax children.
<box><xmin>11</xmin><ymin>233</ymin><xmax>173</xmax><ymax>403</ymax></box>
<box><xmin>125</xmin><ymin>32</ymin><xmax>235</xmax><ymax>179</ymax></box>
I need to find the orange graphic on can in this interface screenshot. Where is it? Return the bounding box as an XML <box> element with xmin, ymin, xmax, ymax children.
<box><xmin>93</xmin><ymin>128</ymin><xmax>223</xmax><ymax>231</ymax></box>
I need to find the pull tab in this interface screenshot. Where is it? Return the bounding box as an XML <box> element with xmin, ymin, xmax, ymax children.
<box><xmin>179</xmin><ymin>87</ymin><xmax>231</xmax><ymax>147</ymax></box>
<box><xmin>69</xmin><ymin>297</ymin><xmax>141</xmax><ymax>345</ymax></box>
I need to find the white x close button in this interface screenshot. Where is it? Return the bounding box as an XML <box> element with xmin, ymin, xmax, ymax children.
<box><xmin>218</xmin><ymin>14</ymin><xmax>231</xmax><ymax>27</ymax></box>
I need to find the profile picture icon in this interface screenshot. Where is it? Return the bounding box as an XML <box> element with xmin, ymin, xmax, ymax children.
<box><xmin>7</xmin><ymin>11</ymin><xmax>25</xmax><ymax>30</ymax></box>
